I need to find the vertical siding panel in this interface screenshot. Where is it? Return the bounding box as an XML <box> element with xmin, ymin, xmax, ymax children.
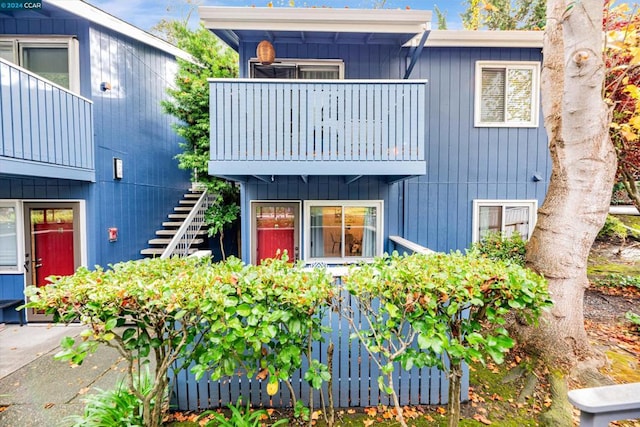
<box><xmin>0</xmin><ymin>62</ymin><xmax>12</xmax><ymax>157</ymax></box>
<box><xmin>232</xmin><ymin>83</ymin><xmax>241</xmax><ymax>161</ymax></box>
<box><xmin>268</xmin><ymin>84</ymin><xmax>277</xmax><ymax>160</ymax></box>
<box><xmin>220</xmin><ymin>83</ymin><xmax>230</xmax><ymax>160</ymax></box>
<box><xmin>283</xmin><ymin>83</ymin><xmax>292</xmax><ymax>161</ymax></box>
<box><xmin>291</xmin><ymin>83</ymin><xmax>299</xmax><ymax>160</ymax></box>
<box><xmin>239</xmin><ymin>84</ymin><xmax>247</xmax><ymax>161</ymax></box>
<box><xmin>381</xmin><ymin>84</ymin><xmax>389</xmax><ymax>161</ymax></box>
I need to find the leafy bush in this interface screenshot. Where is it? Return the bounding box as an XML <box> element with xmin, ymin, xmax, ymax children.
<box><xmin>597</xmin><ymin>214</ymin><xmax>629</xmax><ymax>240</ymax></box>
<box><xmin>25</xmin><ymin>255</ymin><xmax>334</xmax><ymax>426</ymax></box>
<box><xmin>65</xmin><ymin>368</ymin><xmax>155</xmax><ymax>427</ymax></box>
<box><xmin>24</xmin><ymin>256</ymin><xmax>235</xmax><ymax>427</ymax></box>
<box><xmin>342</xmin><ymin>251</ymin><xmax>551</xmax><ymax>427</ymax></box>
<box><xmin>470</xmin><ymin>232</ymin><xmax>526</xmax><ymax>266</ymax></box>
<box><xmin>192</xmin><ymin>254</ymin><xmax>334</xmax><ymax>411</ymax></box>
<box><xmin>593</xmin><ymin>273</ymin><xmax>640</xmax><ymax>289</ymax></box>
<box><xmin>199</xmin><ymin>398</ymin><xmax>288</xmax><ymax>427</ymax></box>
<box><xmin>626</xmin><ymin>311</ymin><xmax>640</xmax><ymax>333</ymax></box>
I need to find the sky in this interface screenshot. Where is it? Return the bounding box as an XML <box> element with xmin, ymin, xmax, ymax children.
<box><xmin>90</xmin><ymin>0</ymin><xmax>466</xmax><ymax>33</ymax></box>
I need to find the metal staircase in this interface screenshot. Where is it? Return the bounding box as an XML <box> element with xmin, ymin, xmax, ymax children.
<box><xmin>140</xmin><ymin>188</ymin><xmax>213</xmax><ymax>258</ymax></box>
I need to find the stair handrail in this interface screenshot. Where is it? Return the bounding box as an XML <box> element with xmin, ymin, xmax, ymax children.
<box><xmin>160</xmin><ymin>189</ymin><xmax>213</xmax><ymax>259</ymax></box>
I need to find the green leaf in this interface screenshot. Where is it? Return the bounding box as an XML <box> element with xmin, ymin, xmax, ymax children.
<box><xmin>104</xmin><ymin>318</ymin><xmax>118</xmax><ymax>331</ymax></box>
<box><xmin>236</xmin><ymin>303</ymin><xmax>251</xmax><ymax>317</ymax></box>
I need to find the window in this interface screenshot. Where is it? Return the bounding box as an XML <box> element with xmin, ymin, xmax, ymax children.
<box><xmin>304</xmin><ymin>200</ymin><xmax>383</xmax><ymax>261</ymax></box>
<box><xmin>250</xmin><ymin>59</ymin><xmax>344</xmax><ymax>79</ymax></box>
<box><xmin>475</xmin><ymin>61</ymin><xmax>540</xmax><ymax>128</ymax></box>
<box><xmin>0</xmin><ymin>201</ymin><xmax>22</xmax><ymax>273</ymax></box>
<box><xmin>0</xmin><ymin>36</ymin><xmax>80</xmax><ymax>92</ymax></box>
<box><xmin>472</xmin><ymin>200</ymin><xmax>537</xmax><ymax>242</ymax></box>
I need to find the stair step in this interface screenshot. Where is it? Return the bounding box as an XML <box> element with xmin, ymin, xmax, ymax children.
<box><xmin>179</xmin><ymin>199</ymin><xmax>197</xmax><ymax>205</ymax></box>
<box><xmin>174</xmin><ymin>206</ymin><xmax>193</xmax><ymax>212</ymax></box>
<box><xmin>141</xmin><ymin>247</ymin><xmax>198</xmax><ymax>256</ymax></box>
<box><xmin>148</xmin><ymin>238</ymin><xmax>205</xmax><ymax>245</ymax></box>
<box><xmin>168</xmin><ymin>213</ymin><xmax>188</xmax><ymax>219</ymax></box>
<box><xmin>162</xmin><ymin>221</ymin><xmax>184</xmax><ymax>227</ymax></box>
<box><xmin>156</xmin><ymin>229</ymin><xmax>207</xmax><ymax>236</ymax></box>
<box><xmin>184</xmin><ymin>193</ymin><xmax>202</xmax><ymax>199</ymax></box>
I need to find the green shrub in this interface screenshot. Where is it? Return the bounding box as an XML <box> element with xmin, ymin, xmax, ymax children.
<box><xmin>593</xmin><ymin>273</ymin><xmax>640</xmax><ymax>289</ymax></box>
<box><xmin>598</xmin><ymin>215</ymin><xmax>628</xmax><ymax>240</ymax></box>
<box><xmin>25</xmin><ymin>255</ymin><xmax>334</xmax><ymax>426</ymax></box>
<box><xmin>199</xmin><ymin>398</ymin><xmax>288</xmax><ymax>427</ymax></box>
<box><xmin>626</xmin><ymin>311</ymin><xmax>640</xmax><ymax>333</ymax></box>
<box><xmin>470</xmin><ymin>232</ymin><xmax>526</xmax><ymax>266</ymax></box>
<box><xmin>65</xmin><ymin>368</ymin><xmax>155</xmax><ymax>427</ymax></box>
<box><xmin>342</xmin><ymin>251</ymin><xmax>551</xmax><ymax>427</ymax></box>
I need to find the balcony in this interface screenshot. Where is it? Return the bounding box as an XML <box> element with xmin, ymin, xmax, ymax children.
<box><xmin>208</xmin><ymin>79</ymin><xmax>427</xmax><ymax>182</ymax></box>
<box><xmin>0</xmin><ymin>59</ymin><xmax>94</xmax><ymax>182</ymax></box>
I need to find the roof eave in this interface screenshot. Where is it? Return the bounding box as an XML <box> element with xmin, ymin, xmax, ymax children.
<box><xmin>411</xmin><ymin>29</ymin><xmax>543</xmax><ymax>48</ymax></box>
<box><xmin>199</xmin><ymin>7</ymin><xmax>431</xmax><ymax>35</ymax></box>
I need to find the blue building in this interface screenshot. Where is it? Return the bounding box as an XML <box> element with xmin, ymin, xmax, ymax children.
<box><xmin>0</xmin><ymin>0</ymin><xmax>191</xmax><ymax>322</ymax></box>
<box><xmin>199</xmin><ymin>7</ymin><xmax>549</xmax><ymax>266</ymax></box>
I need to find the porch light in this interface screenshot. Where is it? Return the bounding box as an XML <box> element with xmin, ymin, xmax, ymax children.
<box><xmin>257</xmin><ymin>40</ymin><xmax>275</xmax><ymax>65</ymax></box>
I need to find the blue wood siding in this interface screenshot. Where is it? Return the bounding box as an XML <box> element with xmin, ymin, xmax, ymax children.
<box><xmin>231</xmin><ymin>40</ymin><xmax>549</xmax><ymax>259</ymax></box>
<box><xmin>85</xmin><ymin>24</ymin><xmax>190</xmax><ymax>266</ymax></box>
<box><xmin>0</xmin><ymin>14</ymin><xmax>190</xmax><ymax>294</ymax></box>
<box><xmin>209</xmin><ymin>80</ymin><xmax>426</xmax><ymax>177</ymax></box>
<box><xmin>0</xmin><ymin>58</ymin><xmax>95</xmax><ymax>181</ymax></box>
<box><xmin>403</xmin><ymin>47</ymin><xmax>548</xmax><ymax>252</ymax></box>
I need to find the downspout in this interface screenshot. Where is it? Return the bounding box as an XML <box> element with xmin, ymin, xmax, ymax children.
<box><xmin>403</xmin><ymin>28</ymin><xmax>430</xmax><ymax>79</ymax></box>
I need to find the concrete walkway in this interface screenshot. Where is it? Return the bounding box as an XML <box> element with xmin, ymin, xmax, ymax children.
<box><xmin>0</xmin><ymin>323</ymin><xmax>125</xmax><ymax>427</ymax></box>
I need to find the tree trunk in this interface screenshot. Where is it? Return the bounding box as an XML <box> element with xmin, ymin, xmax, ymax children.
<box><xmin>447</xmin><ymin>362</ymin><xmax>462</xmax><ymax>427</ymax></box>
<box><xmin>522</xmin><ymin>1</ymin><xmax>616</xmax><ymax>368</ymax></box>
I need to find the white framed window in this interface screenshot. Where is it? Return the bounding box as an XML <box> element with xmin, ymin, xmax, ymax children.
<box><xmin>249</xmin><ymin>58</ymin><xmax>344</xmax><ymax>80</ymax></box>
<box><xmin>0</xmin><ymin>36</ymin><xmax>80</xmax><ymax>92</ymax></box>
<box><xmin>472</xmin><ymin>199</ymin><xmax>537</xmax><ymax>242</ymax></box>
<box><xmin>0</xmin><ymin>201</ymin><xmax>23</xmax><ymax>274</ymax></box>
<box><xmin>304</xmin><ymin>200</ymin><xmax>383</xmax><ymax>262</ymax></box>
<box><xmin>474</xmin><ymin>61</ymin><xmax>540</xmax><ymax>128</ymax></box>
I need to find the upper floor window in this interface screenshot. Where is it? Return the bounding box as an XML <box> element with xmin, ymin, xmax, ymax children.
<box><xmin>250</xmin><ymin>59</ymin><xmax>344</xmax><ymax>79</ymax></box>
<box><xmin>474</xmin><ymin>61</ymin><xmax>540</xmax><ymax>128</ymax></box>
<box><xmin>0</xmin><ymin>36</ymin><xmax>80</xmax><ymax>92</ymax></box>
<box><xmin>304</xmin><ymin>200</ymin><xmax>382</xmax><ymax>262</ymax></box>
<box><xmin>472</xmin><ymin>199</ymin><xmax>537</xmax><ymax>242</ymax></box>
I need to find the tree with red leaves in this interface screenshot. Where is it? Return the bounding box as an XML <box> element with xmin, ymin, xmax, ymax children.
<box><xmin>604</xmin><ymin>2</ymin><xmax>640</xmax><ymax>211</ymax></box>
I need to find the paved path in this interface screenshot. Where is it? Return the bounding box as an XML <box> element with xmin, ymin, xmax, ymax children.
<box><xmin>0</xmin><ymin>324</ymin><xmax>125</xmax><ymax>427</ymax></box>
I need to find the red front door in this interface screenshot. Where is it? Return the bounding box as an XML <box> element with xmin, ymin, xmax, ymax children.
<box><xmin>25</xmin><ymin>204</ymin><xmax>79</xmax><ymax>321</ymax></box>
<box><xmin>253</xmin><ymin>202</ymin><xmax>299</xmax><ymax>264</ymax></box>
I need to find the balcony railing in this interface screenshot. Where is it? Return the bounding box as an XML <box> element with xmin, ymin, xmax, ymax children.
<box><xmin>0</xmin><ymin>58</ymin><xmax>94</xmax><ymax>181</ymax></box>
<box><xmin>208</xmin><ymin>79</ymin><xmax>427</xmax><ymax>180</ymax></box>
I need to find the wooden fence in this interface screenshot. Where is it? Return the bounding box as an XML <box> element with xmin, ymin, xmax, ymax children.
<box><xmin>170</xmin><ymin>281</ymin><xmax>469</xmax><ymax>411</ymax></box>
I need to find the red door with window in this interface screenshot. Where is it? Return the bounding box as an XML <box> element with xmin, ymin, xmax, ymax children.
<box><xmin>26</xmin><ymin>205</ymin><xmax>78</xmax><ymax>321</ymax></box>
<box><xmin>253</xmin><ymin>203</ymin><xmax>299</xmax><ymax>264</ymax></box>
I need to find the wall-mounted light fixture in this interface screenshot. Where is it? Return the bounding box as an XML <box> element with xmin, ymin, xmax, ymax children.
<box><xmin>113</xmin><ymin>157</ymin><xmax>123</xmax><ymax>180</ymax></box>
<box><xmin>100</xmin><ymin>82</ymin><xmax>112</xmax><ymax>92</ymax></box>
<box><xmin>532</xmin><ymin>172</ymin><xmax>543</xmax><ymax>182</ymax></box>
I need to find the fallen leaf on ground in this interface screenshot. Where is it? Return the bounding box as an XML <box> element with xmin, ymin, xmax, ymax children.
<box><xmin>473</xmin><ymin>413</ymin><xmax>492</xmax><ymax>425</ymax></box>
